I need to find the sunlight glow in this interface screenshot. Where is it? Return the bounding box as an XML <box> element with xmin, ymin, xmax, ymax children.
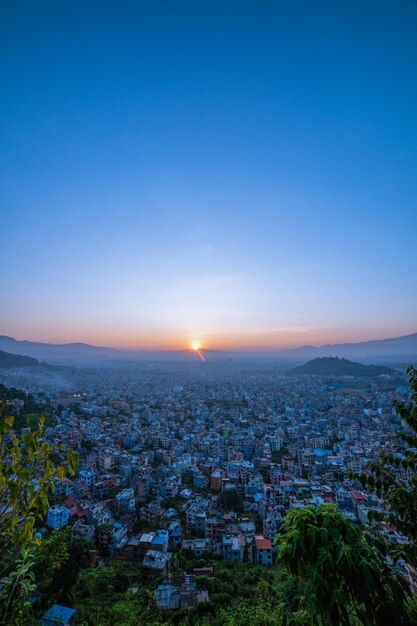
<box><xmin>191</xmin><ymin>341</ymin><xmax>202</xmax><ymax>351</ymax></box>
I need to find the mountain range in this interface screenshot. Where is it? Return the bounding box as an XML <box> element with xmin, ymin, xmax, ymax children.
<box><xmin>274</xmin><ymin>332</ymin><xmax>417</xmax><ymax>362</ymax></box>
<box><xmin>0</xmin><ymin>332</ymin><xmax>416</xmax><ymax>366</ymax></box>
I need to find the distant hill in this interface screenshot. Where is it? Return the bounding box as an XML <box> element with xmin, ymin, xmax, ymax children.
<box><xmin>290</xmin><ymin>357</ymin><xmax>396</xmax><ymax>377</ymax></box>
<box><xmin>0</xmin><ymin>349</ymin><xmax>39</xmax><ymax>368</ymax></box>
<box><xmin>0</xmin><ymin>331</ymin><xmax>416</xmax><ymax>365</ymax></box>
<box><xmin>0</xmin><ymin>336</ymin><xmax>223</xmax><ymax>365</ymax></box>
<box><xmin>0</xmin><ymin>336</ymin><xmax>124</xmax><ymax>365</ymax></box>
<box><xmin>275</xmin><ymin>332</ymin><xmax>417</xmax><ymax>363</ymax></box>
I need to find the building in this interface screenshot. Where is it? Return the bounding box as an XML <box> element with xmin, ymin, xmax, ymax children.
<box><xmin>47</xmin><ymin>505</ymin><xmax>70</xmax><ymax>530</ymax></box>
<box><xmin>193</xmin><ymin>472</ymin><xmax>209</xmax><ymax>489</ymax></box>
<box><xmin>222</xmin><ymin>535</ymin><xmax>245</xmax><ymax>561</ymax></box>
<box><xmin>125</xmin><ymin>532</ymin><xmax>156</xmax><ymax>561</ymax></box>
<box><xmin>142</xmin><ymin>549</ymin><xmax>172</xmax><ymax>576</ymax></box>
<box><xmin>210</xmin><ymin>470</ymin><xmax>222</xmax><ymax>491</ymax></box>
<box><xmin>86</xmin><ymin>502</ymin><xmax>114</xmax><ymax>528</ymax></box>
<box><xmin>254</xmin><ymin>535</ymin><xmax>273</xmax><ymax>565</ymax></box>
<box><xmin>151</xmin><ymin>529</ymin><xmax>169</xmax><ymax>552</ymax></box>
<box><xmin>71</xmin><ymin>520</ymin><xmax>95</xmax><ymax>543</ymax></box>
<box><xmin>154</xmin><ymin>584</ymin><xmax>180</xmax><ymax>610</ymax></box>
<box><xmin>115</xmin><ymin>487</ymin><xmax>135</xmax><ymax>515</ymax></box>
<box><xmin>99</xmin><ymin>450</ymin><xmax>114</xmax><ymax>470</ymax></box>
<box><xmin>181</xmin><ymin>538</ymin><xmax>211</xmax><ymax>556</ymax></box>
<box><xmin>78</xmin><ymin>468</ymin><xmax>96</xmax><ymax>489</ymax></box>
<box><xmin>168</xmin><ymin>521</ymin><xmax>182</xmax><ymax>547</ymax></box>
<box><xmin>140</xmin><ymin>500</ymin><xmax>164</xmax><ymax>524</ymax></box>
<box><xmin>109</xmin><ymin>522</ymin><xmax>128</xmax><ymax>553</ymax></box>
<box><xmin>154</xmin><ymin>575</ymin><xmax>209</xmax><ymax>610</ymax></box>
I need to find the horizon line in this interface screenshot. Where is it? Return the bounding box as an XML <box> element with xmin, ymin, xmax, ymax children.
<box><xmin>1</xmin><ymin>329</ymin><xmax>416</xmax><ymax>354</ymax></box>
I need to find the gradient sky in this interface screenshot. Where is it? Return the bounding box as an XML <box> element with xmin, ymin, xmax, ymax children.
<box><xmin>1</xmin><ymin>1</ymin><xmax>417</xmax><ymax>350</ymax></box>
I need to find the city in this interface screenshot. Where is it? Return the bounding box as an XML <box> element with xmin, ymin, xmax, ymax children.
<box><xmin>1</xmin><ymin>351</ymin><xmax>416</xmax><ymax>623</ymax></box>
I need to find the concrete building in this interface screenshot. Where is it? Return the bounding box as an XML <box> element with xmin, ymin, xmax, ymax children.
<box><xmin>254</xmin><ymin>535</ymin><xmax>273</xmax><ymax>565</ymax></box>
<box><xmin>47</xmin><ymin>505</ymin><xmax>70</xmax><ymax>530</ymax></box>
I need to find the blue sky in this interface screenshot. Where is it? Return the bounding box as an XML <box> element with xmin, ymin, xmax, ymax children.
<box><xmin>1</xmin><ymin>1</ymin><xmax>416</xmax><ymax>349</ymax></box>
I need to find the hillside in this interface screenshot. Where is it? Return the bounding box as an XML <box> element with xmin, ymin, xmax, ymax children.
<box><xmin>290</xmin><ymin>357</ymin><xmax>396</xmax><ymax>377</ymax></box>
<box><xmin>276</xmin><ymin>332</ymin><xmax>417</xmax><ymax>362</ymax></box>
<box><xmin>0</xmin><ymin>349</ymin><xmax>39</xmax><ymax>368</ymax></box>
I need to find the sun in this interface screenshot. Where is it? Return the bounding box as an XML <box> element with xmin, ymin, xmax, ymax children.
<box><xmin>191</xmin><ymin>341</ymin><xmax>202</xmax><ymax>351</ymax></box>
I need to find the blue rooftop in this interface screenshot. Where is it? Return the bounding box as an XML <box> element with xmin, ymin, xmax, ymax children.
<box><xmin>40</xmin><ymin>604</ymin><xmax>76</xmax><ymax>625</ymax></box>
<box><xmin>314</xmin><ymin>449</ymin><xmax>332</xmax><ymax>458</ymax></box>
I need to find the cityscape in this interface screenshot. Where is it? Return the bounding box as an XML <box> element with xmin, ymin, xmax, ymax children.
<box><xmin>1</xmin><ymin>1</ymin><xmax>417</xmax><ymax>625</ymax></box>
<box><xmin>1</xmin><ymin>339</ymin><xmax>416</xmax><ymax>624</ymax></box>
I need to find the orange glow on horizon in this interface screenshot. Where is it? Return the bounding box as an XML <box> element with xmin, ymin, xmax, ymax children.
<box><xmin>6</xmin><ymin>326</ymin><xmax>415</xmax><ymax>353</ymax></box>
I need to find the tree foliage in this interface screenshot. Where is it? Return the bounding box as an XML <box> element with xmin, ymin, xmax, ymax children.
<box><xmin>354</xmin><ymin>366</ymin><xmax>417</xmax><ymax>544</ymax></box>
<box><xmin>217</xmin><ymin>488</ymin><xmax>242</xmax><ymax>512</ymax></box>
<box><xmin>276</xmin><ymin>504</ymin><xmax>408</xmax><ymax>625</ymax></box>
<box><xmin>0</xmin><ymin>402</ymin><xmax>77</xmax><ymax>553</ymax></box>
<box><xmin>0</xmin><ymin>549</ymin><xmax>36</xmax><ymax>626</ymax></box>
<box><xmin>0</xmin><ymin>401</ymin><xmax>78</xmax><ymax>625</ymax></box>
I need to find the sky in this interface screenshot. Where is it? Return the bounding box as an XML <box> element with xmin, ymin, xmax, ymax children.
<box><xmin>1</xmin><ymin>1</ymin><xmax>417</xmax><ymax>351</ymax></box>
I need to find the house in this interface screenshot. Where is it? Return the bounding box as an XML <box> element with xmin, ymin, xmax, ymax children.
<box><xmin>156</xmin><ymin>477</ymin><xmax>179</xmax><ymax>499</ymax></box>
<box><xmin>139</xmin><ymin>499</ymin><xmax>164</xmax><ymax>524</ymax></box>
<box><xmin>99</xmin><ymin>451</ymin><xmax>114</xmax><ymax>470</ymax></box>
<box><xmin>193</xmin><ymin>566</ymin><xmax>214</xmax><ymax>576</ymax></box>
<box><xmin>351</xmin><ymin>491</ymin><xmax>367</xmax><ymax>515</ymax></box>
<box><xmin>78</xmin><ymin>468</ymin><xmax>96</xmax><ymax>489</ymax></box>
<box><xmin>254</xmin><ymin>535</ymin><xmax>273</xmax><ymax>565</ymax></box>
<box><xmin>40</xmin><ymin>604</ymin><xmax>76</xmax><ymax>625</ymax></box>
<box><xmin>109</xmin><ymin>522</ymin><xmax>128</xmax><ymax>553</ymax></box>
<box><xmin>136</xmin><ymin>477</ymin><xmax>151</xmax><ymax>500</ymax></box>
<box><xmin>210</xmin><ymin>470</ymin><xmax>222</xmax><ymax>491</ymax></box>
<box><xmin>86</xmin><ymin>502</ymin><xmax>114</xmax><ymax>528</ymax></box>
<box><xmin>263</xmin><ymin>511</ymin><xmax>281</xmax><ymax>540</ymax></box>
<box><xmin>69</xmin><ymin>503</ymin><xmax>87</xmax><ymax>524</ymax></box>
<box><xmin>71</xmin><ymin>520</ymin><xmax>95</xmax><ymax>543</ymax></box>
<box><xmin>63</xmin><ymin>479</ymin><xmax>75</xmax><ymax>497</ymax></box>
<box><xmin>47</xmin><ymin>505</ymin><xmax>70</xmax><ymax>530</ymax></box>
<box><xmin>193</xmin><ymin>472</ymin><xmax>208</xmax><ymax>489</ymax></box>
<box><xmin>154</xmin><ymin>584</ymin><xmax>180</xmax><ymax>610</ymax></box>
<box><xmin>181</xmin><ymin>538</ymin><xmax>211</xmax><ymax>556</ymax></box>
<box><xmin>125</xmin><ymin>532</ymin><xmax>155</xmax><ymax>561</ymax></box>
<box><xmin>151</xmin><ymin>529</ymin><xmax>169</xmax><ymax>552</ymax></box>
<box><xmin>168</xmin><ymin>521</ymin><xmax>182</xmax><ymax>547</ymax></box>
<box><xmin>93</xmin><ymin>480</ymin><xmax>109</xmax><ymax>500</ymax></box>
<box><xmin>222</xmin><ymin>534</ymin><xmax>245</xmax><ymax>561</ymax></box>
<box><xmin>154</xmin><ymin>575</ymin><xmax>209</xmax><ymax>610</ymax></box>
<box><xmin>142</xmin><ymin>549</ymin><xmax>172</xmax><ymax>576</ymax></box>
<box><xmin>115</xmin><ymin>487</ymin><xmax>135</xmax><ymax>515</ymax></box>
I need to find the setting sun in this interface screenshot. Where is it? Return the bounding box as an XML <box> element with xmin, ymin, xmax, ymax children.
<box><xmin>190</xmin><ymin>341</ymin><xmax>202</xmax><ymax>351</ymax></box>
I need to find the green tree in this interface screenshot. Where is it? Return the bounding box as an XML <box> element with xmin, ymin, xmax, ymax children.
<box><xmin>276</xmin><ymin>504</ymin><xmax>408</xmax><ymax>625</ymax></box>
<box><xmin>0</xmin><ymin>401</ymin><xmax>77</xmax><ymax>625</ymax></box>
<box><xmin>355</xmin><ymin>366</ymin><xmax>417</xmax><ymax>545</ymax></box>
<box><xmin>32</xmin><ymin>527</ymin><xmax>91</xmax><ymax>608</ymax></box>
<box><xmin>217</xmin><ymin>488</ymin><xmax>242</xmax><ymax>511</ymax></box>
<box><xmin>0</xmin><ymin>549</ymin><xmax>36</xmax><ymax>626</ymax></box>
<box><xmin>0</xmin><ymin>404</ymin><xmax>77</xmax><ymax>552</ymax></box>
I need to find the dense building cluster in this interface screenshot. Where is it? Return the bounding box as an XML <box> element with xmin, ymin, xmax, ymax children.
<box><xmin>2</xmin><ymin>363</ymin><xmax>411</xmax><ymax>611</ymax></box>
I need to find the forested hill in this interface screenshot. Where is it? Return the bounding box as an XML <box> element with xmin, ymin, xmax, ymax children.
<box><xmin>0</xmin><ymin>349</ymin><xmax>39</xmax><ymax>368</ymax></box>
<box><xmin>290</xmin><ymin>357</ymin><xmax>396</xmax><ymax>377</ymax></box>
